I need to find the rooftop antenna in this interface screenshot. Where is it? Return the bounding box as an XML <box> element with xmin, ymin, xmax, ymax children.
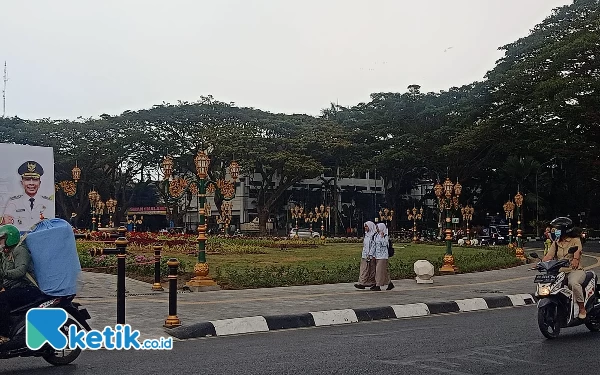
<box><xmin>2</xmin><ymin>62</ymin><xmax>7</xmax><ymax>117</ymax></box>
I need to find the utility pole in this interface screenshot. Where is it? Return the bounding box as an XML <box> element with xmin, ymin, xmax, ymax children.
<box><xmin>2</xmin><ymin>61</ymin><xmax>7</xmax><ymax>117</ymax></box>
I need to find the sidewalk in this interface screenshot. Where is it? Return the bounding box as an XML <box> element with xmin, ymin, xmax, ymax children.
<box><xmin>74</xmin><ymin>251</ymin><xmax>600</xmax><ymax>341</ymax></box>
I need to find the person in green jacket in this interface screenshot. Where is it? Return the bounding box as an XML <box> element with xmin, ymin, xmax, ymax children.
<box><xmin>0</xmin><ymin>224</ymin><xmax>42</xmax><ymax>344</ymax></box>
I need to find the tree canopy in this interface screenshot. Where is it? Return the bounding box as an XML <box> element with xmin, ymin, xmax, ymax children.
<box><xmin>1</xmin><ymin>0</ymin><xmax>598</xmax><ymax>233</ymax></box>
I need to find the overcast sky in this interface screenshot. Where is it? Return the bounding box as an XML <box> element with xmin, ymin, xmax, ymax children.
<box><xmin>0</xmin><ymin>0</ymin><xmax>571</xmax><ymax>120</ymax></box>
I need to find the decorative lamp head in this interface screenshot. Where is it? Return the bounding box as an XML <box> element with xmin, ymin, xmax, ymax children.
<box><xmin>514</xmin><ymin>192</ymin><xmax>524</xmax><ymax>207</ymax></box>
<box><xmin>443</xmin><ymin>178</ymin><xmax>454</xmax><ymax>198</ymax></box>
<box><xmin>434</xmin><ymin>181</ymin><xmax>443</xmax><ymax>198</ymax></box>
<box><xmin>454</xmin><ymin>179</ymin><xmax>462</xmax><ymax>197</ymax></box>
<box><xmin>161</xmin><ymin>155</ymin><xmax>174</xmax><ymax>180</ymax></box>
<box><xmin>229</xmin><ymin>160</ymin><xmax>240</xmax><ymax>180</ymax></box>
<box><xmin>194</xmin><ymin>151</ymin><xmax>210</xmax><ymax>179</ymax></box>
<box><xmin>72</xmin><ymin>162</ymin><xmax>81</xmax><ymax>183</ymax></box>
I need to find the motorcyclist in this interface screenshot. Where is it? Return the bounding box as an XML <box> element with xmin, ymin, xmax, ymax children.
<box><xmin>0</xmin><ymin>224</ymin><xmax>43</xmax><ymax>344</ymax></box>
<box><xmin>542</xmin><ymin>217</ymin><xmax>586</xmax><ymax>319</ymax></box>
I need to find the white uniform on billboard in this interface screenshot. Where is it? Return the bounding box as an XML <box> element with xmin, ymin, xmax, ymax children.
<box><xmin>2</xmin><ymin>193</ymin><xmax>52</xmax><ymax>230</ymax></box>
<box><xmin>1</xmin><ymin>160</ymin><xmax>53</xmax><ymax>231</ymax></box>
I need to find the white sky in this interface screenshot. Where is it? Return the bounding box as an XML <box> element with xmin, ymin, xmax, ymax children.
<box><xmin>0</xmin><ymin>0</ymin><xmax>572</xmax><ymax>120</ymax></box>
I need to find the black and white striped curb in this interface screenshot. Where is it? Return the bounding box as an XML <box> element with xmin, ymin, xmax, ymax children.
<box><xmin>166</xmin><ymin>294</ymin><xmax>535</xmax><ymax>340</ymax></box>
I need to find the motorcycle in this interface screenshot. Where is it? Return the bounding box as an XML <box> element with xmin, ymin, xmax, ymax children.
<box><xmin>531</xmin><ymin>248</ymin><xmax>600</xmax><ymax>339</ymax></box>
<box><xmin>0</xmin><ymin>294</ymin><xmax>91</xmax><ymax>365</ymax></box>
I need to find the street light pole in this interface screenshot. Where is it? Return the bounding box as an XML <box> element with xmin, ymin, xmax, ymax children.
<box><xmin>461</xmin><ymin>205</ymin><xmax>474</xmax><ymax>245</ymax></box>
<box><xmin>503</xmin><ymin>200</ymin><xmax>515</xmax><ymax>245</ymax></box>
<box><xmin>406</xmin><ymin>207</ymin><xmax>422</xmax><ymax>242</ymax></box>
<box><xmin>514</xmin><ymin>191</ymin><xmax>526</xmax><ymax>262</ymax></box>
<box><xmin>161</xmin><ymin>151</ymin><xmax>240</xmax><ymax>291</ymax></box>
<box><xmin>434</xmin><ymin>178</ymin><xmax>462</xmax><ymax>274</ymax></box>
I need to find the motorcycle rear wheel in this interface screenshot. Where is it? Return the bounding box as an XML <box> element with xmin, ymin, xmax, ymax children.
<box><xmin>538</xmin><ymin>305</ymin><xmax>561</xmax><ymax>339</ymax></box>
<box><xmin>585</xmin><ymin>320</ymin><xmax>600</xmax><ymax>332</ymax></box>
<box><xmin>42</xmin><ymin>319</ymin><xmax>82</xmax><ymax>366</ymax></box>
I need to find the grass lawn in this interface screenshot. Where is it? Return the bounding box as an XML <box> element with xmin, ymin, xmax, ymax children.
<box><xmin>77</xmin><ymin>239</ymin><xmax>522</xmax><ymax>289</ymax></box>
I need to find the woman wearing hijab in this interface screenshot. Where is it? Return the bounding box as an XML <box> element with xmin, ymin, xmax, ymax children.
<box><xmin>372</xmin><ymin>222</ymin><xmax>394</xmax><ymax>291</ymax></box>
<box><xmin>354</xmin><ymin>221</ymin><xmax>377</xmax><ymax>289</ymax></box>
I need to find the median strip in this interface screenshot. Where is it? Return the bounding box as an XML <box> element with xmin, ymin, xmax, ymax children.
<box><xmin>165</xmin><ymin>294</ymin><xmax>536</xmax><ymax>340</ymax></box>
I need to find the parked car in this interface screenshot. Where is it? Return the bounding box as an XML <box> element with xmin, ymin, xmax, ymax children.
<box><xmin>289</xmin><ymin>228</ymin><xmax>320</xmax><ymax>239</ymax></box>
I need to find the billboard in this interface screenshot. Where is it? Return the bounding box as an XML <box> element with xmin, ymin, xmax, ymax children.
<box><xmin>0</xmin><ymin>143</ymin><xmax>55</xmax><ymax>232</ymax></box>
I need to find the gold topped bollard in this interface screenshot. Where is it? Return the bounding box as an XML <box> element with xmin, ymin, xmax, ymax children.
<box><xmin>164</xmin><ymin>258</ymin><xmax>182</xmax><ymax>328</ymax></box>
<box><xmin>152</xmin><ymin>246</ymin><xmax>164</xmax><ymax>291</ymax></box>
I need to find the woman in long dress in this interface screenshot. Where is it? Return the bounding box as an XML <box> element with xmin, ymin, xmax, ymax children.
<box><xmin>354</xmin><ymin>221</ymin><xmax>377</xmax><ymax>289</ymax></box>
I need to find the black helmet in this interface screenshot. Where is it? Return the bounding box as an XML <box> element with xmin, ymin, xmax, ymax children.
<box><xmin>550</xmin><ymin>217</ymin><xmax>573</xmax><ymax>234</ymax></box>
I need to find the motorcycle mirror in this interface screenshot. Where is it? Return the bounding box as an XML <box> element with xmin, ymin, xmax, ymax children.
<box><xmin>568</xmin><ymin>246</ymin><xmax>579</xmax><ymax>254</ymax></box>
<box><xmin>530</xmin><ymin>252</ymin><xmax>539</xmax><ymax>259</ymax></box>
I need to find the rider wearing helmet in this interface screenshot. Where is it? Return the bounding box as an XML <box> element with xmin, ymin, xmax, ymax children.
<box><xmin>542</xmin><ymin>217</ymin><xmax>586</xmax><ymax>319</ymax></box>
<box><xmin>0</xmin><ymin>224</ymin><xmax>42</xmax><ymax>344</ymax></box>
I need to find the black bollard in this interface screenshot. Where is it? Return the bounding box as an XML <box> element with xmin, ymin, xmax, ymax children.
<box><xmin>163</xmin><ymin>258</ymin><xmax>181</xmax><ymax>328</ymax></box>
<box><xmin>115</xmin><ymin>234</ymin><xmax>128</xmax><ymax>325</ymax></box>
<box><xmin>152</xmin><ymin>245</ymin><xmax>164</xmax><ymax>291</ymax></box>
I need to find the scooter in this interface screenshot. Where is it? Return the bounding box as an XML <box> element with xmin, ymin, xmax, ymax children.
<box><xmin>0</xmin><ymin>294</ymin><xmax>91</xmax><ymax>366</ymax></box>
<box><xmin>531</xmin><ymin>248</ymin><xmax>600</xmax><ymax>339</ymax></box>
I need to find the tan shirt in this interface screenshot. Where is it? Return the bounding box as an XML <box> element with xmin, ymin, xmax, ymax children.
<box><xmin>547</xmin><ymin>236</ymin><xmax>583</xmax><ymax>272</ymax></box>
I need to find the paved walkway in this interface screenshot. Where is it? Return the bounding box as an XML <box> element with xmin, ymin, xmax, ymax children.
<box><xmin>74</xmin><ymin>250</ymin><xmax>600</xmax><ymax>341</ymax></box>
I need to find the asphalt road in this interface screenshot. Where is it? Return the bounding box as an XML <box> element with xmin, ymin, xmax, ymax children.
<box><xmin>3</xmin><ymin>305</ymin><xmax>600</xmax><ymax>375</ymax></box>
<box><xmin>583</xmin><ymin>240</ymin><xmax>600</xmax><ymax>253</ymax></box>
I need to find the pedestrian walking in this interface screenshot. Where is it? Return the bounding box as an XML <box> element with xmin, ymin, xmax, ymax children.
<box><xmin>372</xmin><ymin>223</ymin><xmax>394</xmax><ymax>291</ymax></box>
<box><xmin>354</xmin><ymin>221</ymin><xmax>377</xmax><ymax>289</ymax></box>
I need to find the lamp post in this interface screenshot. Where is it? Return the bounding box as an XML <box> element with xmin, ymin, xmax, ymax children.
<box><xmin>88</xmin><ymin>189</ymin><xmax>100</xmax><ymax>231</ymax></box>
<box><xmin>161</xmin><ymin>151</ymin><xmax>240</xmax><ymax>290</ymax></box>
<box><xmin>406</xmin><ymin>207</ymin><xmax>423</xmax><ymax>242</ymax></box>
<box><xmin>95</xmin><ymin>200</ymin><xmax>105</xmax><ymax>228</ymax></box>
<box><xmin>315</xmin><ymin>205</ymin><xmax>330</xmax><ymax>240</ymax></box>
<box><xmin>290</xmin><ymin>205</ymin><xmax>304</xmax><ymax>238</ymax></box>
<box><xmin>378</xmin><ymin>208</ymin><xmax>394</xmax><ymax>228</ymax></box>
<box><xmin>305</xmin><ymin>210</ymin><xmax>318</xmax><ymax>235</ymax></box>
<box><xmin>514</xmin><ymin>191</ymin><xmax>526</xmax><ymax>261</ymax></box>
<box><xmin>105</xmin><ymin>197</ymin><xmax>117</xmax><ymax>228</ymax></box>
<box><xmin>217</xmin><ymin>202</ymin><xmax>232</xmax><ymax>235</ymax></box>
<box><xmin>434</xmin><ymin>177</ymin><xmax>462</xmax><ymax>274</ymax></box>
<box><xmin>503</xmin><ymin>200</ymin><xmax>515</xmax><ymax>244</ymax></box>
<box><xmin>461</xmin><ymin>205</ymin><xmax>474</xmax><ymax>245</ymax></box>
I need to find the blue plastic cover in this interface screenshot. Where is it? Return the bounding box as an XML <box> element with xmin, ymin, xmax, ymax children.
<box><xmin>24</xmin><ymin>218</ymin><xmax>81</xmax><ymax>296</ymax></box>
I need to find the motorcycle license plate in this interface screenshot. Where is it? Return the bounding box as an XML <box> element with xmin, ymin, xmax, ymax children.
<box><xmin>534</xmin><ymin>275</ymin><xmax>556</xmax><ymax>283</ymax></box>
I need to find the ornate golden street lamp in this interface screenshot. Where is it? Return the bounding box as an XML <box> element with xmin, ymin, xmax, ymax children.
<box><xmin>315</xmin><ymin>205</ymin><xmax>330</xmax><ymax>240</ymax></box>
<box><xmin>461</xmin><ymin>205</ymin><xmax>474</xmax><ymax>245</ymax></box>
<box><xmin>105</xmin><ymin>197</ymin><xmax>118</xmax><ymax>228</ymax></box>
<box><xmin>305</xmin><ymin>210</ymin><xmax>319</xmax><ymax>235</ymax></box>
<box><xmin>514</xmin><ymin>191</ymin><xmax>526</xmax><ymax>261</ymax></box>
<box><xmin>290</xmin><ymin>205</ymin><xmax>305</xmax><ymax>237</ymax></box>
<box><xmin>95</xmin><ymin>200</ymin><xmax>105</xmax><ymax>228</ymax></box>
<box><xmin>379</xmin><ymin>208</ymin><xmax>394</xmax><ymax>228</ymax></box>
<box><xmin>161</xmin><ymin>151</ymin><xmax>239</xmax><ymax>290</ymax></box>
<box><xmin>503</xmin><ymin>200</ymin><xmax>515</xmax><ymax>244</ymax></box>
<box><xmin>434</xmin><ymin>177</ymin><xmax>462</xmax><ymax>274</ymax></box>
<box><xmin>217</xmin><ymin>202</ymin><xmax>233</xmax><ymax>234</ymax></box>
<box><xmin>406</xmin><ymin>207</ymin><xmax>423</xmax><ymax>242</ymax></box>
<box><xmin>88</xmin><ymin>189</ymin><xmax>100</xmax><ymax>231</ymax></box>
